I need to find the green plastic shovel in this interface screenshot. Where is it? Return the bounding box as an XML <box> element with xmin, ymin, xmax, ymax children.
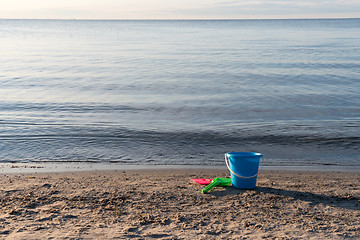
<box><xmin>201</xmin><ymin>178</ymin><xmax>231</xmax><ymax>194</ymax></box>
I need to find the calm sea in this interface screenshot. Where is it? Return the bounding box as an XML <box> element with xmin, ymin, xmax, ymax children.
<box><xmin>0</xmin><ymin>19</ymin><xmax>359</xmax><ymax>169</ymax></box>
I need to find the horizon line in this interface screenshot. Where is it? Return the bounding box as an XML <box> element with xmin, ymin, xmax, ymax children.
<box><xmin>1</xmin><ymin>17</ymin><xmax>359</xmax><ymax>21</ymax></box>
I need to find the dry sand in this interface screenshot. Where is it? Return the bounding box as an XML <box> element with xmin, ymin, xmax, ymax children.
<box><xmin>0</xmin><ymin>168</ymin><xmax>359</xmax><ymax>239</ymax></box>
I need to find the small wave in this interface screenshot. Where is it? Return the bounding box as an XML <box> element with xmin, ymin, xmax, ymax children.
<box><xmin>0</xmin><ymin>102</ymin><xmax>141</xmax><ymax>113</ymax></box>
<box><xmin>0</xmin><ymin>128</ymin><xmax>358</xmax><ymax>151</ymax></box>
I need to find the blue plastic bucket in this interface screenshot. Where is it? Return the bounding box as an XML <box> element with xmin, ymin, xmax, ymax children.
<box><xmin>225</xmin><ymin>152</ymin><xmax>264</xmax><ymax>189</ymax></box>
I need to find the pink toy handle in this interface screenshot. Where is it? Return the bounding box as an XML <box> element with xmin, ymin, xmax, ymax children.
<box><xmin>225</xmin><ymin>154</ymin><xmax>264</xmax><ymax>179</ymax></box>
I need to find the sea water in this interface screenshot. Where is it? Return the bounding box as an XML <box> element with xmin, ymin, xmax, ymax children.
<box><xmin>0</xmin><ymin>19</ymin><xmax>359</xmax><ymax>169</ymax></box>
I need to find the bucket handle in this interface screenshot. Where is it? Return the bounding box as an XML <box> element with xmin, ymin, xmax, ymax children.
<box><xmin>225</xmin><ymin>154</ymin><xmax>264</xmax><ymax>179</ymax></box>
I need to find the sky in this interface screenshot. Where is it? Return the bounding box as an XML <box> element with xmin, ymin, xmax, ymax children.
<box><xmin>1</xmin><ymin>0</ymin><xmax>360</xmax><ymax>19</ymax></box>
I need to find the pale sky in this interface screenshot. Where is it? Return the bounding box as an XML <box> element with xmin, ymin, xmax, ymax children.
<box><xmin>1</xmin><ymin>0</ymin><xmax>360</xmax><ymax>19</ymax></box>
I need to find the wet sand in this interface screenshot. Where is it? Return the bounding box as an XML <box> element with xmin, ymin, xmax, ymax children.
<box><xmin>0</xmin><ymin>169</ymin><xmax>359</xmax><ymax>239</ymax></box>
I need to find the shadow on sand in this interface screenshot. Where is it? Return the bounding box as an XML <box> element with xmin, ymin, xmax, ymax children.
<box><xmin>209</xmin><ymin>186</ymin><xmax>360</xmax><ymax>211</ymax></box>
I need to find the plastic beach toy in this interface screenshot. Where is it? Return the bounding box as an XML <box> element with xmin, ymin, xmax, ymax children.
<box><xmin>191</xmin><ymin>179</ymin><xmax>213</xmax><ymax>185</ymax></box>
<box><xmin>201</xmin><ymin>178</ymin><xmax>232</xmax><ymax>194</ymax></box>
<box><xmin>225</xmin><ymin>152</ymin><xmax>264</xmax><ymax>189</ymax></box>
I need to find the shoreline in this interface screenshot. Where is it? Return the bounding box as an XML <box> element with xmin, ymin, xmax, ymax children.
<box><xmin>1</xmin><ymin>162</ymin><xmax>360</xmax><ymax>174</ymax></box>
<box><xmin>0</xmin><ymin>168</ymin><xmax>359</xmax><ymax>239</ymax></box>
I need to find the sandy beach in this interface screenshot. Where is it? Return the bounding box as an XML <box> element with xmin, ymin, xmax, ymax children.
<box><xmin>0</xmin><ymin>168</ymin><xmax>359</xmax><ymax>239</ymax></box>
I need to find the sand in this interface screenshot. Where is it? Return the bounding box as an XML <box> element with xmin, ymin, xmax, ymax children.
<box><xmin>0</xmin><ymin>168</ymin><xmax>359</xmax><ymax>239</ymax></box>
